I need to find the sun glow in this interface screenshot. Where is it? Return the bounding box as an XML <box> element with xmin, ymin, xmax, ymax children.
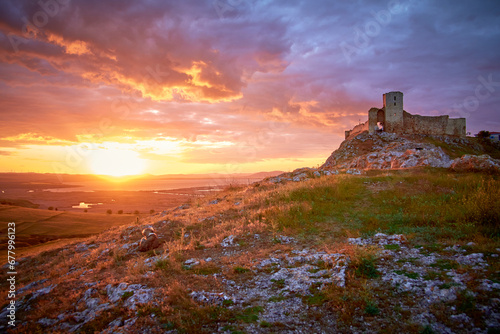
<box><xmin>89</xmin><ymin>149</ymin><xmax>146</xmax><ymax>177</ymax></box>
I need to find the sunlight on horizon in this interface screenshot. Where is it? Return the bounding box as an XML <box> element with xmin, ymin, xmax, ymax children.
<box><xmin>89</xmin><ymin>149</ymin><xmax>147</xmax><ymax>177</ymax></box>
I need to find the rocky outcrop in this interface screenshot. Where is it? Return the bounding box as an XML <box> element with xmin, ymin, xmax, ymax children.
<box><xmin>138</xmin><ymin>227</ymin><xmax>162</xmax><ymax>252</ymax></box>
<box><xmin>450</xmin><ymin>154</ymin><xmax>500</xmax><ymax>172</ymax></box>
<box><xmin>321</xmin><ymin>132</ymin><xmax>500</xmax><ymax>172</ymax></box>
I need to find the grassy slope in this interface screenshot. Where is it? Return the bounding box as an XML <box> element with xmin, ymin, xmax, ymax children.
<box><xmin>0</xmin><ymin>205</ymin><xmax>136</xmax><ymax>236</ymax></box>
<box><xmin>0</xmin><ymin>205</ymin><xmax>136</xmax><ymax>262</ymax></box>
<box><xmin>2</xmin><ymin>169</ymin><xmax>499</xmax><ymax>333</ymax></box>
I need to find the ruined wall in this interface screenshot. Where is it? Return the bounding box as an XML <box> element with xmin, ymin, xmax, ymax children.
<box><xmin>345</xmin><ymin>121</ymin><xmax>369</xmax><ymax>139</ymax></box>
<box><xmin>403</xmin><ymin>111</ymin><xmax>449</xmax><ymax>135</ymax></box>
<box><xmin>402</xmin><ymin>112</ymin><xmax>465</xmax><ymax>136</ymax></box>
<box><xmin>445</xmin><ymin>117</ymin><xmax>466</xmax><ymax>136</ymax></box>
<box><xmin>368</xmin><ymin>108</ymin><xmax>382</xmax><ymax>134</ymax></box>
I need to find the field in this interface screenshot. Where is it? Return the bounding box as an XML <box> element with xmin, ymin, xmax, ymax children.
<box><xmin>0</xmin><ymin>205</ymin><xmax>138</xmax><ymax>263</ymax></box>
<box><xmin>0</xmin><ymin>175</ymin><xmax>222</xmax><ymax>263</ymax></box>
<box><xmin>1</xmin><ymin>168</ymin><xmax>499</xmax><ymax>333</ymax></box>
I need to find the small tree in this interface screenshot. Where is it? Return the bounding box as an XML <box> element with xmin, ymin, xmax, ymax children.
<box><xmin>477</xmin><ymin>130</ymin><xmax>491</xmax><ymax>139</ymax></box>
<box><xmin>117</xmin><ymin>210</ymin><xmax>123</xmax><ymax>214</ymax></box>
<box><xmin>150</xmin><ymin>209</ymin><xmax>155</xmax><ymax>214</ymax></box>
<box><xmin>84</xmin><ymin>209</ymin><xmax>88</xmax><ymax>213</ymax></box>
<box><xmin>106</xmin><ymin>209</ymin><xmax>112</xmax><ymax>214</ymax></box>
<box><xmin>48</xmin><ymin>206</ymin><xmax>54</xmax><ymax>210</ymax></box>
<box><xmin>134</xmin><ymin>210</ymin><xmax>140</xmax><ymax>215</ymax></box>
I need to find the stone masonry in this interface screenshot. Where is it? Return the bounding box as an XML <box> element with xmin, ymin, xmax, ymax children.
<box><xmin>345</xmin><ymin>92</ymin><xmax>466</xmax><ymax>139</ymax></box>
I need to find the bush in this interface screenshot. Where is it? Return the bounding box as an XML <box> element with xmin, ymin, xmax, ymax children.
<box><xmin>134</xmin><ymin>210</ymin><xmax>140</xmax><ymax>215</ymax></box>
<box><xmin>355</xmin><ymin>255</ymin><xmax>380</xmax><ymax>278</ymax></box>
<box><xmin>150</xmin><ymin>209</ymin><xmax>155</xmax><ymax>214</ymax></box>
<box><xmin>106</xmin><ymin>209</ymin><xmax>112</xmax><ymax>214</ymax></box>
<box><xmin>476</xmin><ymin>130</ymin><xmax>490</xmax><ymax>139</ymax></box>
<box><xmin>117</xmin><ymin>210</ymin><xmax>123</xmax><ymax>214</ymax></box>
<box><xmin>48</xmin><ymin>206</ymin><xmax>54</xmax><ymax>210</ymax></box>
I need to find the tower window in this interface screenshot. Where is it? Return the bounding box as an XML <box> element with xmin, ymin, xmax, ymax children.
<box><xmin>394</xmin><ymin>96</ymin><xmax>396</xmax><ymax>101</ymax></box>
<box><xmin>394</xmin><ymin>102</ymin><xmax>396</xmax><ymax>106</ymax></box>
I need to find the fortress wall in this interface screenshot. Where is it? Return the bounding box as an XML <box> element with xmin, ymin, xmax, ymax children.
<box><xmin>345</xmin><ymin>121</ymin><xmax>369</xmax><ymax>139</ymax></box>
<box><xmin>445</xmin><ymin>118</ymin><xmax>466</xmax><ymax>136</ymax></box>
<box><xmin>403</xmin><ymin>111</ymin><xmax>449</xmax><ymax>135</ymax></box>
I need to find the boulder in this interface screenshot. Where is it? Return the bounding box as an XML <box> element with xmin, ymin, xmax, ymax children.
<box><xmin>450</xmin><ymin>154</ymin><xmax>500</xmax><ymax>172</ymax></box>
<box><xmin>138</xmin><ymin>227</ymin><xmax>162</xmax><ymax>252</ymax></box>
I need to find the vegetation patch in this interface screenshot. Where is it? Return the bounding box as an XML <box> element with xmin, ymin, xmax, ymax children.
<box><xmin>233</xmin><ymin>266</ymin><xmax>251</xmax><ymax>274</ymax></box>
<box><xmin>394</xmin><ymin>269</ymin><xmax>420</xmax><ymax>279</ymax></box>
<box><xmin>236</xmin><ymin>306</ymin><xmax>264</xmax><ymax>323</ymax></box>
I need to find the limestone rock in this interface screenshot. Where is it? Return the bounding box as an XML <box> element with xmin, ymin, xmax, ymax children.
<box><xmin>138</xmin><ymin>227</ymin><xmax>162</xmax><ymax>252</ymax></box>
<box><xmin>221</xmin><ymin>235</ymin><xmax>237</xmax><ymax>247</ymax></box>
<box><xmin>450</xmin><ymin>154</ymin><xmax>500</xmax><ymax>172</ymax></box>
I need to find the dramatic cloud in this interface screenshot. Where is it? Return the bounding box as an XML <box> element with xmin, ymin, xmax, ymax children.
<box><xmin>0</xmin><ymin>0</ymin><xmax>499</xmax><ymax>174</ymax></box>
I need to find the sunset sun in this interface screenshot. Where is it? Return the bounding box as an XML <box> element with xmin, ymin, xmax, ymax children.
<box><xmin>89</xmin><ymin>149</ymin><xmax>146</xmax><ymax>177</ymax></box>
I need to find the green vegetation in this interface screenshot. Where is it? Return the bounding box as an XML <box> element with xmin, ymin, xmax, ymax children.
<box><xmin>270</xmin><ymin>278</ymin><xmax>286</xmax><ymax>289</ymax></box>
<box><xmin>233</xmin><ymin>266</ymin><xmax>250</xmax><ymax>274</ymax></box>
<box><xmin>430</xmin><ymin>259</ymin><xmax>459</xmax><ymax>271</ymax></box>
<box><xmin>4</xmin><ymin>166</ymin><xmax>499</xmax><ymax>333</ymax></box>
<box><xmin>394</xmin><ymin>269</ymin><xmax>419</xmax><ymax>279</ymax></box>
<box><xmin>235</xmin><ymin>306</ymin><xmax>263</xmax><ymax>323</ymax></box>
<box><xmin>257</xmin><ymin>170</ymin><xmax>500</xmax><ymax>243</ymax></box>
<box><xmin>121</xmin><ymin>291</ymin><xmax>134</xmax><ymax>300</ymax></box>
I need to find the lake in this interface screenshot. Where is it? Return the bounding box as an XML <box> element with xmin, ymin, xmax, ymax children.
<box><xmin>45</xmin><ymin>177</ymin><xmax>263</xmax><ymax>192</ymax></box>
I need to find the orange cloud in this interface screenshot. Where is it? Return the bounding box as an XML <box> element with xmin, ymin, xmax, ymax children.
<box><xmin>47</xmin><ymin>33</ymin><xmax>92</xmax><ymax>56</ymax></box>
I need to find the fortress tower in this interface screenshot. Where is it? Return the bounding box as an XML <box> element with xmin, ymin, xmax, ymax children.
<box><xmin>382</xmin><ymin>91</ymin><xmax>404</xmax><ymax>133</ymax></box>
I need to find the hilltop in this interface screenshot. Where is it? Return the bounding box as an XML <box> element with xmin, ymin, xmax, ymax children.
<box><xmin>321</xmin><ymin>132</ymin><xmax>500</xmax><ymax>171</ymax></box>
<box><xmin>1</xmin><ymin>134</ymin><xmax>499</xmax><ymax>333</ymax></box>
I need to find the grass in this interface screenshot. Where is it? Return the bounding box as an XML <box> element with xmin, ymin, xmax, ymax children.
<box><xmin>349</xmin><ymin>246</ymin><xmax>380</xmax><ymax>279</ymax></box>
<box><xmin>394</xmin><ymin>269</ymin><xmax>420</xmax><ymax>279</ymax></box>
<box><xmin>270</xmin><ymin>278</ymin><xmax>286</xmax><ymax>289</ymax></box>
<box><xmin>430</xmin><ymin>259</ymin><xmax>459</xmax><ymax>270</ymax></box>
<box><xmin>236</xmin><ymin>306</ymin><xmax>264</xmax><ymax>323</ymax></box>
<box><xmin>233</xmin><ymin>266</ymin><xmax>250</xmax><ymax>274</ymax></box>
<box><xmin>1</xmin><ymin>167</ymin><xmax>499</xmax><ymax>333</ymax></box>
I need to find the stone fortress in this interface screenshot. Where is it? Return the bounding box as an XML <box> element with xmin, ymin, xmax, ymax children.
<box><xmin>345</xmin><ymin>91</ymin><xmax>466</xmax><ymax>139</ymax></box>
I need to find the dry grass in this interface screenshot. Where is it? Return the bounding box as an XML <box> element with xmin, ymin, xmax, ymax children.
<box><xmin>1</xmin><ymin>168</ymin><xmax>499</xmax><ymax>333</ymax></box>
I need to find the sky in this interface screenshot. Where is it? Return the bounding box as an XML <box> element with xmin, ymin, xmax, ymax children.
<box><xmin>0</xmin><ymin>0</ymin><xmax>499</xmax><ymax>176</ymax></box>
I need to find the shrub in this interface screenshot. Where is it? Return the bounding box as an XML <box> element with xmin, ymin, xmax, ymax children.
<box><xmin>48</xmin><ymin>206</ymin><xmax>54</xmax><ymax>210</ymax></box>
<box><xmin>476</xmin><ymin>130</ymin><xmax>490</xmax><ymax>139</ymax></box>
<box><xmin>134</xmin><ymin>210</ymin><xmax>140</xmax><ymax>215</ymax></box>
<box><xmin>106</xmin><ymin>209</ymin><xmax>112</xmax><ymax>214</ymax></box>
<box><xmin>117</xmin><ymin>210</ymin><xmax>123</xmax><ymax>214</ymax></box>
<box><xmin>150</xmin><ymin>209</ymin><xmax>155</xmax><ymax>214</ymax></box>
<box><xmin>355</xmin><ymin>255</ymin><xmax>380</xmax><ymax>278</ymax></box>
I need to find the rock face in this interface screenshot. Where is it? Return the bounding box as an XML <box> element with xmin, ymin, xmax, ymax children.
<box><xmin>321</xmin><ymin>132</ymin><xmax>500</xmax><ymax>172</ymax></box>
<box><xmin>138</xmin><ymin>227</ymin><xmax>162</xmax><ymax>252</ymax></box>
<box><xmin>450</xmin><ymin>154</ymin><xmax>500</xmax><ymax>172</ymax></box>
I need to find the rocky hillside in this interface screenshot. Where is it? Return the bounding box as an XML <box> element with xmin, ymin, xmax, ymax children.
<box><xmin>321</xmin><ymin>132</ymin><xmax>500</xmax><ymax>172</ymax></box>
<box><xmin>261</xmin><ymin>132</ymin><xmax>500</xmax><ymax>186</ymax></box>
<box><xmin>1</xmin><ymin>135</ymin><xmax>499</xmax><ymax>333</ymax></box>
